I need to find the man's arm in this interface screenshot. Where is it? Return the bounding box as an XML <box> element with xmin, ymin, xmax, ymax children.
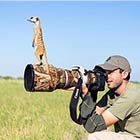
<box><xmin>81</xmin><ymin>104</ymin><xmax>119</xmax><ymax>133</ymax></box>
<box><xmin>80</xmin><ymin>83</ymin><xmax>119</xmax><ymax>132</ymax></box>
<box><xmin>96</xmin><ymin>106</ymin><xmax>119</xmax><ymax>127</ymax></box>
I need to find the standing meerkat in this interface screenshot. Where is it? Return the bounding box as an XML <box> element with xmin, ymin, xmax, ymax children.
<box><xmin>27</xmin><ymin>16</ymin><xmax>49</xmax><ymax>73</ymax></box>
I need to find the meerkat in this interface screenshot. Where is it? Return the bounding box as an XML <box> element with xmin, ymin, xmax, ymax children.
<box><xmin>27</xmin><ymin>16</ymin><xmax>49</xmax><ymax>73</ymax></box>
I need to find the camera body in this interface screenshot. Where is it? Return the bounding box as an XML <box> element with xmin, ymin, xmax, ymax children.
<box><xmin>86</xmin><ymin>66</ymin><xmax>106</xmax><ymax>91</ymax></box>
<box><xmin>74</xmin><ymin>66</ymin><xmax>106</xmax><ymax>92</ymax></box>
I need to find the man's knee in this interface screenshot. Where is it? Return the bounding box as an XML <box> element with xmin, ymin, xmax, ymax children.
<box><xmin>88</xmin><ymin>131</ymin><xmax>140</xmax><ymax>140</ymax></box>
<box><xmin>88</xmin><ymin>132</ymin><xmax>101</xmax><ymax>140</ymax></box>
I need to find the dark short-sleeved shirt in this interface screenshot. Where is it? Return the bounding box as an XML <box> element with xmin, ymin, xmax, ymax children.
<box><xmin>97</xmin><ymin>82</ymin><xmax>140</xmax><ymax>137</ymax></box>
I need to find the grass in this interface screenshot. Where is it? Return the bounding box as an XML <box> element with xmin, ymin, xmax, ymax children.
<box><xmin>0</xmin><ymin>78</ymin><xmax>88</xmax><ymax>140</ymax></box>
<box><xmin>1</xmin><ymin>78</ymin><xmax>138</xmax><ymax>140</ymax></box>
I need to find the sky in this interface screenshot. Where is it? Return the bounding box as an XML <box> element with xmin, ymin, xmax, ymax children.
<box><xmin>0</xmin><ymin>1</ymin><xmax>140</xmax><ymax>81</ymax></box>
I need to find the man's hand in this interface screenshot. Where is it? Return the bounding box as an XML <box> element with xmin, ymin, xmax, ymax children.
<box><xmin>72</xmin><ymin>65</ymin><xmax>88</xmax><ymax>84</ymax></box>
<box><xmin>72</xmin><ymin>65</ymin><xmax>89</xmax><ymax>95</ymax></box>
<box><xmin>82</xmin><ymin>83</ymin><xmax>88</xmax><ymax>95</ymax></box>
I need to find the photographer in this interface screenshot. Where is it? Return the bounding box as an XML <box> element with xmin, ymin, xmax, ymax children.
<box><xmin>80</xmin><ymin>55</ymin><xmax>140</xmax><ymax>140</ymax></box>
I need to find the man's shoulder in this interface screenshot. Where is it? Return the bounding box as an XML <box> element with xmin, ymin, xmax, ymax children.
<box><xmin>125</xmin><ymin>82</ymin><xmax>140</xmax><ymax>97</ymax></box>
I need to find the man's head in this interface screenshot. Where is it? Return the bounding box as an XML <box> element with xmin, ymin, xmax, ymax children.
<box><xmin>96</xmin><ymin>55</ymin><xmax>131</xmax><ymax>92</ymax></box>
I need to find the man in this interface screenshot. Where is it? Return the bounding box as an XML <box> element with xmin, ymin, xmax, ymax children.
<box><xmin>80</xmin><ymin>55</ymin><xmax>140</xmax><ymax>140</ymax></box>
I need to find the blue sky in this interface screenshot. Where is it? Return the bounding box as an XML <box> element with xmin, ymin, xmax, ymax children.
<box><xmin>0</xmin><ymin>1</ymin><xmax>140</xmax><ymax>81</ymax></box>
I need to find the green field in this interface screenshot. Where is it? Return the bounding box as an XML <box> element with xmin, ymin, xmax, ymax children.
<box><xmin>0</xmin><ymin>78</ymin><xmax>88</xmax><ymax>140</ymax></box>
<box><xmin>1</xmin><ymin>78</ymin><xmax>139</xmax><ymax>140</ymax></box>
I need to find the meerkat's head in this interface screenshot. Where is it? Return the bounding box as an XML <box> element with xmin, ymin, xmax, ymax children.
<box><xmin>27</xmin><ymin>16</ymin><xmax>40</xmax><ymax>23</ymax></box>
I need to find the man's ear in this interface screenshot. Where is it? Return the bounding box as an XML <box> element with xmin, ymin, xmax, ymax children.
<box><xmin>122</xmin><ymin>70</ymin><xmax>129</xmax><ymax>79</ymax></box>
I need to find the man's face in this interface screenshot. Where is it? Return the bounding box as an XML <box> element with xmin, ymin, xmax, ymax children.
<box><xmin>105</xmin><ymin>69</ymin><xmax>124</xmax><ymax>90</ymax></box>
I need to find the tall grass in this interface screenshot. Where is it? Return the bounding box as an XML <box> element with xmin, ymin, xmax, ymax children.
<box><xmin>0</xmin><ymin>79</ymin><xmax>87</xmax><ymax>140</ymax></box>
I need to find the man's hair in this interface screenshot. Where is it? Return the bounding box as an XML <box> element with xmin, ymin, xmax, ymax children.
<box><xmin>119</xmin><ymin>69</ymin><xmax>130</xmax><ymax>81</ymax></box>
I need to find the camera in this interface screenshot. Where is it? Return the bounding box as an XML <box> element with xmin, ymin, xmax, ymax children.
<box><xmin>24</xmin><ymin>64</ymin><xmax>105</xmax><ymax>92</ymax></box>
<box><xmin>72</xmin><ymin>65</ymin><xmax>106</xmax><ymax>92</ymax></box>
